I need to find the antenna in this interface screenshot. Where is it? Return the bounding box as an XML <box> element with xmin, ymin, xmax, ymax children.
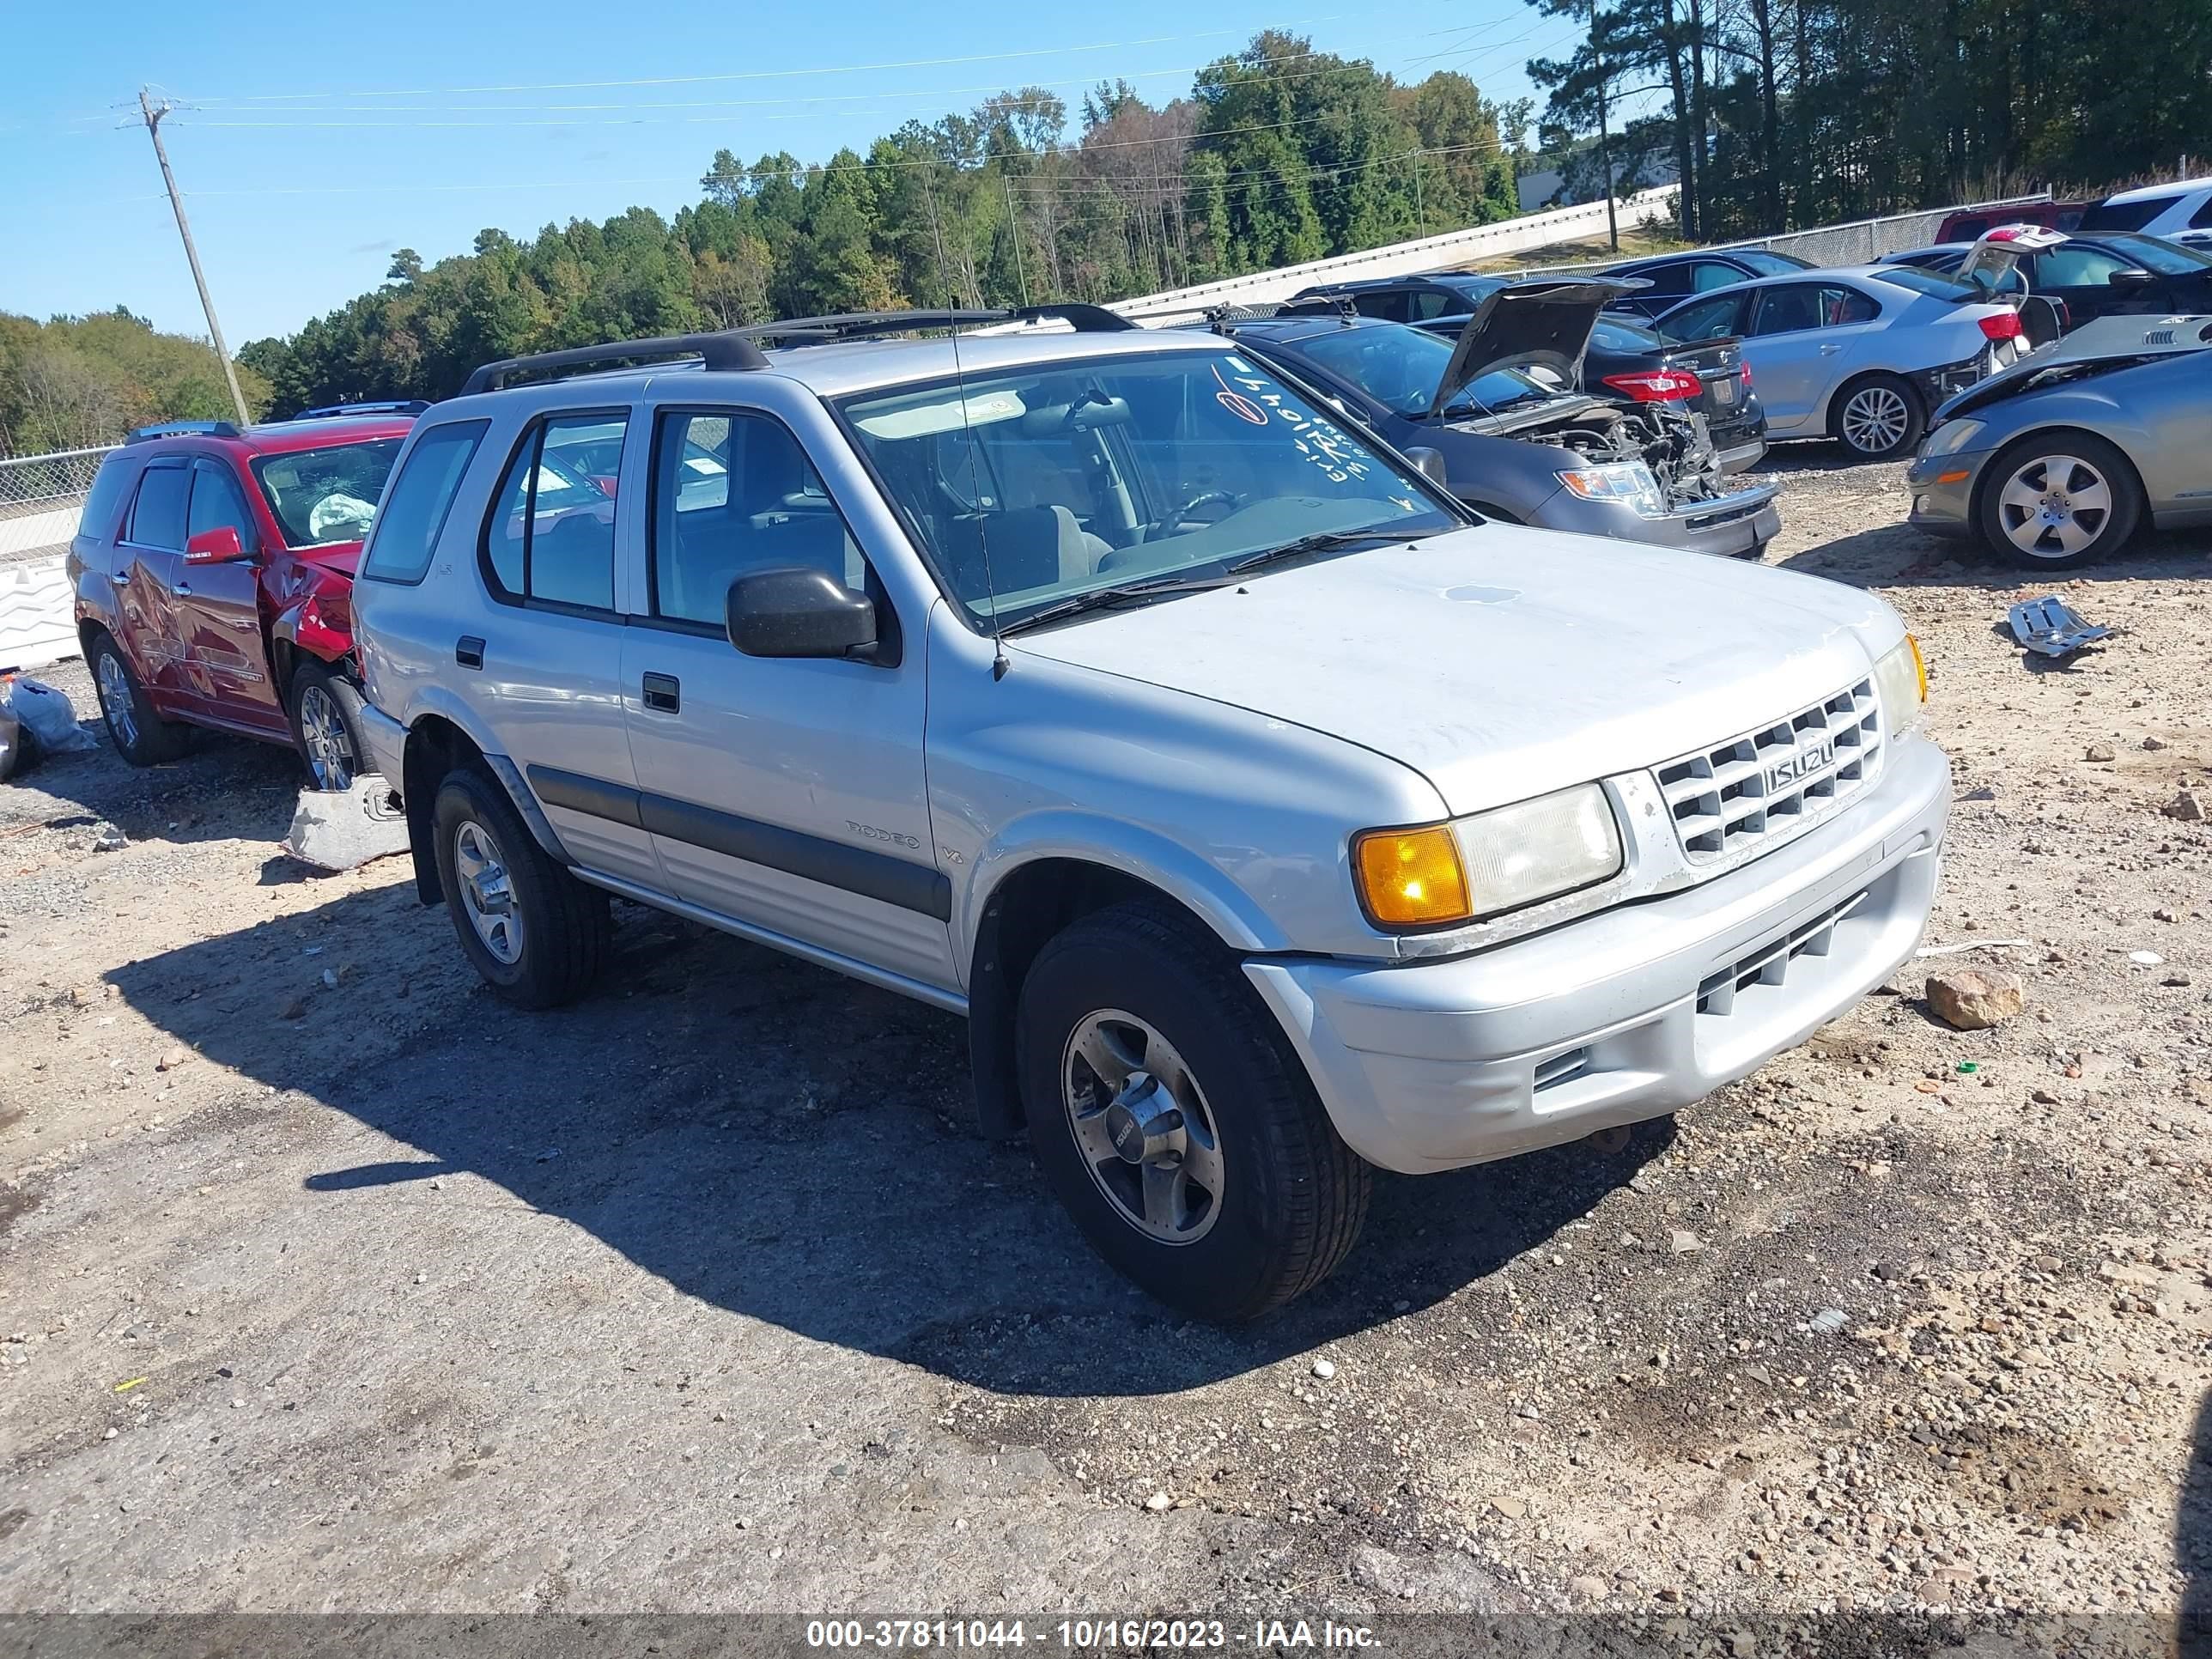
<box><xmin>922</xmin><ymin>162</ymin><xmax>1010</xmax><ymax>682</ymax></box>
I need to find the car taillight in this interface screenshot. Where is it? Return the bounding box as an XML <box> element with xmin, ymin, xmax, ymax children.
<box><xmin>1740</xmin><ymin>362</ymin><xmax>1753</xmax><ymax>388</ymax></box>
<box><xmin>1601</xmin><ymin>368</ymin><xmax>1703</xmax><ymax>401</ymax></box>
<box><xmin>1977</xmin><ymin>311</ymin><xmax>2024</xmax><ymax>341</ymax></box>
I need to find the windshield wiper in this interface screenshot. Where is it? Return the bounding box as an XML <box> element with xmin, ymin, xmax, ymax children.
<box><xmin>1000</xmin><ymin>573</ymin><xmax>1241</xmax><ymax>634</ymax></box>
<box><xmin>1224</xmin><ymin>525</ymin><xmax>1442</xmax><ymax>576</ymax></box>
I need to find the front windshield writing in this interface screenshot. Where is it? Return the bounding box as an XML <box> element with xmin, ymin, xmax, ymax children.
<box><xmin>838</xmin><ymin>349</ymin><xmax>1455</xmax><ymax>629</ymax></box>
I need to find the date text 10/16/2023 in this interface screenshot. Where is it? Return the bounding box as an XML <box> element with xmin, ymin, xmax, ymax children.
<box><xmin>805</xmin><ymin>1619</ymin><xmax>1380</xmax><ymax>1650</ymax></box>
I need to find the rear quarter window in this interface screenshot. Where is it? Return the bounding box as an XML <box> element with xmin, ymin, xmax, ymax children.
<box><xmin>77</xmin><ymin>453</ymin><xmax>139</xmax><ymax>544</ymax></box>
<box><xmin>2079</xmin><ymin>193</ymin><xmax>2181</xmax><ymax>233</ymax></box>
<box><xmin>359</xmin><ymin>421</ymin><xmax>489</xmax><ymax>585</ymax></box>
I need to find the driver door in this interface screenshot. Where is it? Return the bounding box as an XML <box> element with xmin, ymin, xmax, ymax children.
<box><xmin>173</xmin><ymin>459</ymin><xmax>286</xmax><ymax>733</ymax></box>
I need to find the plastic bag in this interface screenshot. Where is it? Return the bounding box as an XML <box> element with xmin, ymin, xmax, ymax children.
<box><xmin>2</xmin><ymin>677</ymin><xmax>99</xmax><ymax>754</ymax></box>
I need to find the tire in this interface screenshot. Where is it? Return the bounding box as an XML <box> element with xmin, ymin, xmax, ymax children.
<box><xmin>1015</xmin><ymin>900</ymin><xmax>1371</xmax><ymax>1321</ymax></box>
<box><xmin>1975</xmin><ymin>433</ymin><xmax>2143</xmax><ymax>571</ymax></box>
<box><xmin>1828</xmin><ymin>372</ymin><xmax>1924</xmax><ymax>461</ymax></box>
<box><xmin>287</xmin><ymin>659</ymin><xmax>372</xmax><ymax>791</ymax></box>
<box><xmin>430</xmin><ymin>766</ymin><xmax>611</xmax><ymax>1009</ymax></box>
<box><xmin>86</xmin><ymin>630</ymin><xmax>191</xmax><ymax>766</ymax></box>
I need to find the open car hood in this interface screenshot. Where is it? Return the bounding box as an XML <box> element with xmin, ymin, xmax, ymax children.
<box><xmin>1935</xmin><ymin>313</ymin><xmax>2212</xmax><ymax>418</ymax></box>
<box><xmin>1427</xmin><ymin>276</ymin><xmax>1649</xmax><ymax>417</ymax></box>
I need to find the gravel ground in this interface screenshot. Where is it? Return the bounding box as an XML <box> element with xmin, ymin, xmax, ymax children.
<box><xmin>2</xmin><ymin>449</ymin><xmax>2208</xmax><ymax>1644</ymax></box>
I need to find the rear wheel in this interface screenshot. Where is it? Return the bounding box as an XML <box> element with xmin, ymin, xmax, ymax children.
<box><xmin>430</xmin><ymin>766</ymin><xmax>611</xmax><ymax>1009</ymax></box>
<box><xmin>1976</xmin><ymin>434</ymin><xmax>2142</xmax><ymax>570</ymax></box>
<box><xmin>287</xmin><ymin>659</ymin><xmax>372</xmax><ymax>791</ymax></box>
<box><xmin>1830</xmin><ymin>373</ymin><xmax>1923</xmax><ymax>460</ymax></box>
<box><xmin>87</xmin><ymin>631</ymin><xmax>191</xmax><ymax>766</ymax></box>
<box><xmin>1016</xmin><ymin>900</ymin><xmax>1370</xmax><ymax>1321</ymax></box>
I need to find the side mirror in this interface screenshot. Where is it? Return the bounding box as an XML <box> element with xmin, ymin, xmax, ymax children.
<box><xmin>184</xmin><ymin>526</ymin><xmax>249</xmax><ymax>565</ymax></box>
<box><xmin>2108</xmin><ymin>268</ymin><xmax>2156</xmax><ymax>288</ymax></box>
<box><xmin>727</xmin><ymin>567</ymin><xmax>878</xmax><ymax>660</ymax></box>
<box><xmin>1403</xmin><ymin>447</ymin><xmax>1451</xmax><ymax>490</ymax></box>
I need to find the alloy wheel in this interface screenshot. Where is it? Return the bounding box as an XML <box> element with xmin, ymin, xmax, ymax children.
<box><xmin>1996</xmin><ymin>454</ymin><xmax>2112</xmax><ymax>560</ymax></box>
<box><xmin>1840</xmin><ymin>386</ymin><xmax>1909</xmax><ymax>454</ymax></box>
<box><xmin>452</xmin><ymin>819</ymin><xmax>524</xmax><ymax>964</ymax></box>
<box><xmin>297</xmin><ymin>683</ymin><xmax>356</xmax><ymax>790</ymax></box>
<box><xmin>1062</xmin><ymin>1010</ymin><xmax>1225</xmax><ymax>1245</ymax></box>
<box><xmin>95</xmin><ymin>651</ymin><xmax>138</xmax><ymax>751</ymax></box>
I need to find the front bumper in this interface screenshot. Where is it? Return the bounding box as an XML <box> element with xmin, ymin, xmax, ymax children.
<box><xmin>1904</xmin><ymin>445</ymin><xmax>1996</xmax><ymax>536</ymax></box>
<box><xmin>1533</xmin><ymin>479</ymin><xmax>1783</xmax><ymax>558</ymax></box>
<box><xmin>1246</xmin><ymin>735</ymin><xmax>1950</xmax><ymax>1174</ymax></box>
<box><xmin>358</xmin><ymin>698</ymin><xmax>408</xmax><ymax>790</ymax></box>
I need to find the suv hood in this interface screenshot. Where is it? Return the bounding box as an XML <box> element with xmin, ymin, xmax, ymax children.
<box><xmin>1015</xmin><ymin>529</ymin><xmax>1899</xmax><ymax>817</ymax></box>
<box><xmin>1936</xmin><ymin>313</ymin><xmax>2212</xmax><ymax>418</ymax></box>
<box><xmin>1428</xmin><ymin>277</ymin><xmax>1649</xmax><ymax>417</ymax></box>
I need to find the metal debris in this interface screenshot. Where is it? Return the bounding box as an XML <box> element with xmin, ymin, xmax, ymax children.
<box><xmin>1916</xmin><ymin>939</ymin><xmax>2029</xmax><ymax>958</ymax></box>
<box><xmin>2007</xmin><ymin>595</ymin><xmax>2109</xmax><ymax>659</ymax></box>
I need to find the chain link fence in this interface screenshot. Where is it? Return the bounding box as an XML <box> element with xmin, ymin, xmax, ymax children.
<box><xmin>0</xmin><ymin>446</ymin><xmax>116</xmax><ymax>566</ymax></box>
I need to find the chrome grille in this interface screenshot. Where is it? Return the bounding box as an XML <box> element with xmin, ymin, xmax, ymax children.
<box><xmin>1656</xmin><ymin>679</ymin><xmax>1882</xmax><ymax>865</ymax></box>
<box><xmin>1697</xmin><ymin>888</ymin><xmax>1872</xmax><ymax>1018</ymax></box>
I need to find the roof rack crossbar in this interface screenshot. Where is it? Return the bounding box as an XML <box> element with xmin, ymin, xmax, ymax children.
<box><xmin>458</xmin><ymin>332</ymin><xmax>769</xmax><ymax>398</ymax></box>
<box><xmin>291</xmin><ymin>399</ymin><xmax>430</xmax><ymax>420</ymax></box>
<box><xmin>740</xmin><ymin>303</ymin><xmax>1139</xmax><ymax>345</ymax></box>
<box><xmin>125</xmin><ymin>419</ymin><xmax>240</xmax><ymax>443</ymax></box>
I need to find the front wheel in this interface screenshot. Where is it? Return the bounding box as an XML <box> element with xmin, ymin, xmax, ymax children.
<box><xmin>287</xmin><ymin>659</ymin><xmax>372</xmax><ymax>791</ymax></box>
<box><xmin>1830</xmin><ymin>373</ymin><xmax>1924</xmax><ymax>461</ymax></box>
<box><xmin>1016</xmin><ymin>901</ymin><xmax>1371</xmax><ymax>1321</ymax></box>
<box><xmin>430</xmin><ymin>767</ymin><xmax>611</xmax><ymax>1009</ymax></box>
<box><xmin>1976</xmin><ymin>434</ymin><xmax>2142</xmax><ymax>570</ymax></box>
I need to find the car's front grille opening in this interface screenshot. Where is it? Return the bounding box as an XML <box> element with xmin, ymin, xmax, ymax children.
<box><xmin>1533</xmin><ymin>1047</ymin><xmax>1593</xmax><ymax>1091</ymax></box>
<box><xmin>1657</xmin><ymin>679</ymin><xmax>1882</xmax><ymax>865</ymax></box>
<box><xmin>1696</xmin><ymin>889</ymin><xmax>1873</xmax><ymax>1017</ymax></box>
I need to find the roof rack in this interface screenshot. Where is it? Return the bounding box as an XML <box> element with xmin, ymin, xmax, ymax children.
<box><xmin>125</xmin><ymin>420</ymin><xmax>240</xmax><ymax>444</ymax></box>
<box><xmin>742</xmin><ymin>303</ymin><xmax>1139</xmax><ymax>344</ymax></box>
<box><xmin>291</xmin><ymin>399</ymin><xmax>431</xmax><ymax>420</ymax></box>
<box><xmin>458</xmin><ymin>331</ymin><xmax>772</xmax><ymax>398</ymax></box>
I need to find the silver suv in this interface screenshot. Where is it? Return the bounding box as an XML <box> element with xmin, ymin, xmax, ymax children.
<box><xmin>353</xmin><ymin>308</ymin><xmax>1950</xmax><ymax>1321</ymax></box>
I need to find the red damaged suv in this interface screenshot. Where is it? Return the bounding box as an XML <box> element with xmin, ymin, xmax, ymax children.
<box><xmin>69</xmin><ymin>404</ymin><xmax>422</xmax><ymax>787</ymax></box>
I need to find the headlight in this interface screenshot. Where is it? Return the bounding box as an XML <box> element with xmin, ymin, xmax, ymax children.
<box><xmin>1557</xmin><ymin>461</ymin><xmax>1668</xmax><ymax>519</ymax></box>
<box><xmin>1921</xmin><ymin>417</ymin><xmax>1986</xmax><ymax>458</ymax></box>
<box><xmin>1353</xmin><ymin>784</ymin><xmax>1625</xmax><ymax>930</ymax></box>
<box><xmin>1873</xmin><ymin>635</ymin><xmax>1926</xmax><ymax>736</ymax></box>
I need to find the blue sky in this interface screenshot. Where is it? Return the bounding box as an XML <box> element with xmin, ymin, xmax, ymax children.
<box><xmin>1</xmin><ymin>0</ymin><xmax>1570</xmax><ymax>347</ymax></box>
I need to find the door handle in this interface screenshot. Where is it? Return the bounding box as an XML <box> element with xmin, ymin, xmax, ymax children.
<box><xmin>110</xmin><ymin>572</ymin><xmax>131</xmax><ymax>587</ymax></box>
<box><xmin>1819</xmin><ymin>343</ymin><xmax>1843</xmax><ymax>356</ymax></box>
<box><xmin>642</xmin><ymin>672</ymin><xmax>681</xmax><ymax>714</ymax></box>
<box><xmin>456</xmin><ymin>636</ymin><xmax>484</xmax><ymax>670</ymax></box>
<box><xmin>174</xmin><ymin>582</ymin><xmax>192</xmax><ymax>596</ymax></box>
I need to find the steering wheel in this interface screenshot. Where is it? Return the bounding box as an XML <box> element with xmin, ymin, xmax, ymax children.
<box><xmin>1164</xmin><ymin>489</ymin><xmax>1243</xmax><ymax>532</ymax></box>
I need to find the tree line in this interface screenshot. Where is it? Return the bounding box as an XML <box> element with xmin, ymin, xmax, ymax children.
<box><xmin>1528</xmin><ymin>0</ymin><xmax>2212</xmax><ymax>243</ymax></box>
<box><xmin>0</xmin><ymin>310</ymin><xmax>272</xmax><ymax>458</ymax></box>
<box><xmin>236</xmin><ymin>33</ymin><xmax>1522</xmax><ymax>412</ymax></box>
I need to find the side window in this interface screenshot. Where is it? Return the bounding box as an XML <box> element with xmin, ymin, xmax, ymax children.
<box><xmin>186</xmin><ymin>461</ymin><xmax>253</xmax><ymax>547</ymax></box>
<box><xmin>78</xmin><ymin>454</ymin><xmax>139</xmax><ymax>544</ymax></box>
<box><xmin>125</xmin><ymin>462</ymin><xmax>189</xmax><ymax>550</ymax></box>
<box><xmin>1658</xmin><ymin>295</ymin><xmax>1742</xmax><ymax>342</ymax></box>
<box><xmin>1350</xmin><ymin>291</ymin><xmax>1410</xmax><ymax>323</ymax></box>
<box><xmin>1752</xmin><ymin>283</ymin><xmax>1876</xmax><ymax>336</ymax></box>
<box><xmin>1689</xmin><ymin>261</ymin><xmax>1745</xmax><ymax>293</ymax></box>
<box><xmin>1633</xmin><ymin>263</ymin><xmax>1691</xmax><ymax>296</ymax></box>
<box><xmin>483</xmin><ymin>412</ymin><xmax>627</xmax><ymax>611</ymax></box>
<box><xmin>2191</xmin><ymin>195</ymin><xmax>2212</xmax><ymax>230</ymax></box>
<box><xmin>2034</xmin><ymin>246</ymin><xmax>2139</xmax><ymax>286</ymax></box>
<box><xmin>1407</xmin><ymin>289</ymin><xmax>1461</xmax><ymax>321</ymax></box>
<box><xmin>360</xmin><ymin>421</ymin><xmax>488</xmax><ymax>585</ymax></box>
<box><xmin>649</xmin><ymin>410</ymin><xmax>864</xmax><ymax>627</ymax></box>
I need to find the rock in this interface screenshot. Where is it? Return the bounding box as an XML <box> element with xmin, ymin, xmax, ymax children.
<box><xmin>1143</xmin><ymin>1491</ymin><xmax>1171</xmax><ymax>1512</ymax></box>
<box><xmin>1669</xmin><ymin>1229</ymin><xmax>1703</xmax><ymax>1254</ymax></box>
<box><xmin>2083</xmin><ymin>744</ymin><xmax>2115</xmax><ymax>763</ymax></box>
<box><xmin>1872</xmin><ymin>1260</ymin><xmax>1908</xmax><ymax>1282</ymax></box>
<box><xmin>1567</xmin><ymin>1574</ymin><xmax>1609</xmax><ymax>1603</ymax></box>
<box><xmin>2164</xmin><ymin>787</ymin><xmax>2205</xmax><ymax>823</ymax></box>
<box><xmin>1808</xmin><ymin>1309</ymin><xmax>1848</xmax><ymax>1335</ymax></box>
<box><xmin>1310</xmin><ymin>1358</ymin><xmax>1336</xmax><ymax>1381</ymax></box>
<box><xmin>92</xmin><ymin>828</ymin><xmax>129</xmax><ymax>853</ymax></box>
<box><xmin>1490</xmin><ymin>1494</ymin><xmax>1528</xmax><ymax>1519</ymax></box>
<box><xmin>276</xmin><ymin>998</ymin><xmax>306</xmax><ymax>1021</ymax></box>
<box><xmin>155</xmin><ymin>1048</ymin><xmax>190</xmax><ymax>1073</ymax></box>
<box><xmin>1925</xmin><ymin>968</ymin><xmax>2024</xmax><ymax>1030</ymax></box>
<box><xmin>282</xmin><ymin>778</ymin><xmax>408</xmax><ymax>872</ymax></box>
<box><xmin>2142</xmin><ymin>735</ymin><xmax>2169</xmax><ymax>751</ymax></box>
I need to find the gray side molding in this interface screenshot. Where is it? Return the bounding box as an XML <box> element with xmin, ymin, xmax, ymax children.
<box><xmin>481</xmin><ymin>750</ymin><xmax>575</xmax><ymax>866</ymax></box>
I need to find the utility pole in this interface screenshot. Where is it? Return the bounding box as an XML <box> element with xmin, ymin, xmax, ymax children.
<box><xmin>137</xmin><ymin>89</ymin><xmax>251</xmax><ymax>428</ymax></box>
<box><xmin>1001</xmin><ymin>172</ymin><xmax>1030</xmax><ymax>307</ymax></box>
<box><xmin>1413</xmin><ymin>150</ymin><xmax>1426</xmax><ymax>239</ymax></box>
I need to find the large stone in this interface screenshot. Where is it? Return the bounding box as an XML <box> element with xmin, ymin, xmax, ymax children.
<box><xmin>2164</xmin><ymin>787</ymin><xmax>2205</xmax><ymax>823</ymax></box>
<box><xmin>1925</xmin><ymin>967</ymin><xmax>2025</xmax><ymax>1030</ymax></box>
<box><xmin>283</xmin><ymin>777</ymin><xmax>410</xmax><ymax>872</ymax></box>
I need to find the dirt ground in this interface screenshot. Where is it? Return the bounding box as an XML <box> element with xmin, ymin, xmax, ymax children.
<box><xmin>2</xmin><ymin>449</ymin><xmax>2208</xmax><ymax>1644</ymax></box>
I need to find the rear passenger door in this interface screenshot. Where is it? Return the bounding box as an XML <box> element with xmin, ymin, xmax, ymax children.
<box><xmin>476</xmin><ymin>407</ymin><xmax>663</xmax><ymax>890</ymax></box>
<box><xmin>618</xmin><ymin>404</ymin><xmax>953</xmax><ymax>994</ymax></box>
<box><xmin>1741</xmin><ymin>283</ymin><xmax>1881</xmax><ymax>428</ymax></box>
<box><xmin>113</xmin><ymin>459</ymin><xmax>192</xmax><ymax>708</ymax></box>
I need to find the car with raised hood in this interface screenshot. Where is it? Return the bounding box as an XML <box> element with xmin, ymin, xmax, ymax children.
<box><xmin>1653</xmin><ymin>258</ymin><xmax>2057</xmax><ymax>460</ymax></box>
<box><xmin>351</xmin><ymin>308</ymin><xmax>1948</xmax><ymax>1321</ymax></box>
<box><xmin>67</xmin><ymin>404</ymin><xmax>423</xmax><ymax>785</ymax></box>
<box><xmin>1905</xmin><ymin>311</ymin><xmax>2212</xmax><ymax>568</ymax></box>
<box><xmin>1222</xmin><ymin>279</ymin><xmax>1780</xmax><ymax>556</ymax></box>
<box><xmin>1289</xmin><ymin>273</ymin><xmax>1767</xmax><ymax>473</ymax></box>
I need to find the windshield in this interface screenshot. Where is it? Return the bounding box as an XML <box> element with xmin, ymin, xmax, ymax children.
<box><xmin>2095</xmin><ymin>233</ymin><xmax>2212</xmax><ymax>274</ymax></box>
<box><xmin>1738</xmin><ymin>249</ymin><xmax>1814</xmax><ymax>275</ymax></box>
<box><xmin>1291</xmin><ymin>324</ymin><xmax>1560</xmax><ymax>417</ymax></box>
<box><xmin>837</xmin><ymin>349</ymin><xmax>1456</xmax><ymax>630</ymax></box>
<box><xmin>250</xmin><ymin>439</ymin><xmax>404</xmax><ymax>548</ymax></box>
